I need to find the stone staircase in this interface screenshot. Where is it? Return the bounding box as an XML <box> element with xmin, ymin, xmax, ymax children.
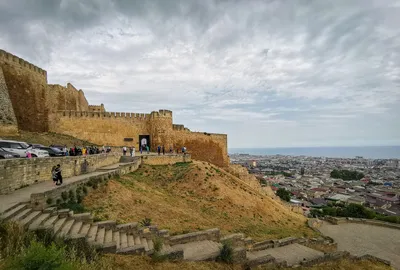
<box><xmin>1</xmin><ymin>203</ymin><xmax>158</xmax><ymax>255</ymax></box>
<box><xmin>1</xmin><ymin>202</ymin><xmax>327</xmax><ymax>267</ymax></box>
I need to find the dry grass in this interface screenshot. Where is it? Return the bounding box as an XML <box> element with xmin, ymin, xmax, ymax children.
<box><xmin>257</xmin><ymin>258</ymin><xmax>393</xmax><ymax>270</ymax></box>
<box><xmin>301</xmin><ymin>242</ymin><xmax>337</xmax><ymax>253</ymax></box>
<box><xmin>101</xmin><ymin>254</ymin><xmax>242</xmax><ymax>270</ymax></box>
<box><xmin>2</xmin><ymin>131</ymin><xmax>95</xmax><ymax>146</ymax></box>
<box><xmin>83</xmin><ymin>161</ymin><xmax>317</xmax><ymax>240</ymax></box>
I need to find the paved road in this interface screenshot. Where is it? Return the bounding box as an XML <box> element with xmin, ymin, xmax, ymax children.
<box><xmin>319</xmin><ymin>221</ymin><xmax>400</xmax><ymax>269</ymax></box>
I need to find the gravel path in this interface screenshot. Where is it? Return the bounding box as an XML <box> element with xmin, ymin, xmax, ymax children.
<box><xmin>319</xmin><ymin>221</ymin><xmax>400</xmax><ymax>269</ymax></box>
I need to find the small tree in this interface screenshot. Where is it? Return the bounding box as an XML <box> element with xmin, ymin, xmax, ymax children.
<box><xmin>276</xmin><ymin>188</ymin><xmax>291</xmax><ymax>202</ymax></box>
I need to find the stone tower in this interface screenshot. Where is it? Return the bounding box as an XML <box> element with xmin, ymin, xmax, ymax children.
<box><xmin>0</xmin><ymin>66</ymin><xmax>18</xmax><ymax>136</ymax></box>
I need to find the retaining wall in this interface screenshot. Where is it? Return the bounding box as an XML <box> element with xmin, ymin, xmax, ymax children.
<box><xmin>324</xmin><ymin>216</ymin><xmax>400</xmax><ymax>230</ymax></box>
<box><xmin>140</xmin><ymin>154</ymin><xmax>191</xmax><ymax>165</ymax></box>
<box><xmin>0</xmin><ymin>153</ymin><xmax>120</xmax><ymax>194</ymax></box>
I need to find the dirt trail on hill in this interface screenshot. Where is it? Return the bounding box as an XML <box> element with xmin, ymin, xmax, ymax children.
<box><xmin>83</xmin><ymin>161</ymin><xmax>315</xmax><ymax>240</ymax></box>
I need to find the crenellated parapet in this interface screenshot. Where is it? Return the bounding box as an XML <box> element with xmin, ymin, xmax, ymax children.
<box><xmin>150</xmin><ymin>109</ymin><xmax>172</xmax><ymax>118</ymax></box>
<box><xmin>0</xmin><ymin>49</ymin><xmax>47</xmax><ymax>78</ymax></box>
<box><xmin>173</xmin><ymin>124</ymin><xmax>190</xmax><ymax>131</ymax></box>
<box><xmin>89</xmin><ymin>104</ymin><xmax>106</xmax><ymax>112</ymax></box>
<box><xmin>57</xmin><ymin>110</ymin><xmax>151</xmax><ymax>120</ymax></box>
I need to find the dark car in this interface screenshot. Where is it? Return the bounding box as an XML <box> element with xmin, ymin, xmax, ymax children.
<box><xmin>37</xmin><ymin>147</ymin><xmax>64</xmax><ymax>157</ymax></box>
<box><xmin>50</xmin><ymin>145</ymin><xmax>65</xmax><ymax>151</ymax></box>
<box><xmin>0</xmin><ymin>147</ymin><xmax>20</xmax><ymax>159</ymax></box>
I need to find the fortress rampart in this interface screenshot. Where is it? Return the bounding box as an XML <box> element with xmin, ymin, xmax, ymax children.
<box><xmin>0</xmin><ymin>50</ymin><xmax>47</xmax><ymax>79</ymax></box>
<box><xmin>0</xmin><ymin>49</ymin><xmax>229</xmax><ymax>167</ymax></box>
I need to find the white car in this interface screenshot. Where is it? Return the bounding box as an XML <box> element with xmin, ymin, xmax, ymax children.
<box><xmin>0</xmin><ymin>140</ymin><xmax>50</xmax><ymax>158</ymax></box>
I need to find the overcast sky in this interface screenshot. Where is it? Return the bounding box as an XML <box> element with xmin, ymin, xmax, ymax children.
<box><xmin>1</xmin><ymin>0</ymin><xmax>399</xmax><ymax>148</ymax></box>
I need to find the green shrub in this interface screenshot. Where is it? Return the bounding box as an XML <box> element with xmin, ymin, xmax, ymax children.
<box><xmin>140</xmin><ymin>217</ymin><xmax>152</xmax><ymax>227</ymax></box>
<box><xmin>56</xmin><ymin>199</ymin><xmax>62</xmax><ymax>205</ymax></box>
<box><xmin>82</xmin><ymin>186</ymin><xmax>88</xmax><ymax>195</ymax></box>
<box><xmin>0</xmin><ymin>220</ymin><xmax>34</xmax><ymax>259</ymax></box>
<box><xmin>217</xmin><ymin>242</ymin><xmax>233</xmax><ymax>263</ymax></box>
<box><xmin>68</xmin><ymin>190</ymin><xmax>75</xmax><ymax>200</ymax></box>
<box><xmin>46</xmin><ymin>198</ymin><xmax>53</xmax><ymax>205</ymax></box>
<box><xmin>61</xmin><ymin>192</ymin><xmax>68</xmax><ymax>201</ymax></box>
<box><xmin>152</xmin><ymin>237</ymin><xmax>164</xmax><ymax>253</ymax></box>
<box><xmin>4</xmin><ymin>241</ymin><xmax>73</xmax><ymax>270</ymax></box>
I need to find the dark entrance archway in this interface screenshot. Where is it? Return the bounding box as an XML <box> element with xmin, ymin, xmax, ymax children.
<box><xmin>139</xmin><ymin>135</ymin><xmax>150</xmax><ymax>151</ymax></box>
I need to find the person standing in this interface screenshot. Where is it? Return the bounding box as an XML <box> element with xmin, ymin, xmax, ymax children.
<box><xmin>157</xmin><ymin>145</ymin><xmax>161</xmax><ymax>155</ymax></box>
<box><xmin>123</xmin><ymin>146</ymin><xmax>127</xmax><ymax>156</ymax></box>
<box><xmin>132</xmin><ymin>146</ymin><xmax>135</xmax><ymax>157</ymax></box>
<box><xmin>169</xmin><ymin>146</ymin><xmax>173</xmax><ymax>154</ymax></box>
<box><xmin>182</xmin><ymin>146</ymin><xmax>187</xmax><ymax>155</ymax></box>
<box><xmin>146</xmin><ymin>145</ymin><xmax>149</xmax><ymax>154</ymax></box>
<box><xmin>55</xmin><ymin>164</ymin><xmax>63</xmax><ymax>185</ymax></box>
<box><xmin>26</xmin><ymin>151</ymin><xmax>32</xmax><ymax>158</ymax></box>
<box><xmin>51</xmin><ymin>166</ymin><xmax>58</xmax><ymax>185</ymax></box>
<box><xmin>129</xmin><ymin>146</ymin><xmax>133</xmax><ymax>157</ymax></box>
<box><xmin>162</xmin><ymin>145</ymin><xmax>165</xmax><ymax>155</ymax></box>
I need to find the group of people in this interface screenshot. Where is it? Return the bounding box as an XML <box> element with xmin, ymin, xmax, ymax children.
<box><xmin>121</xmin><ymin>144</ymin><xmax>187</xmax><ymax>156</ymax></box>
<box><xmin>122</xmin><ymin>146</ymin><xmax>136</xmax><ymax>157</ymax></box>
<box><xmin>51</xmin><ymin>164</ymin><xmax>63</xmax><ymax>185</ymax></box>
<box><xmin>67</xmin><ymin>145</ymin><xmax>107</xmax><ymax>156</ymax></box>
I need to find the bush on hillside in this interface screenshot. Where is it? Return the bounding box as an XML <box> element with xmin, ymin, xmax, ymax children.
<box><xmin>330</xmin><ymin>169</ymin><xmax>364</xmax><ymax>180</ymax></box>
<box><xmin>276</xmin><ymin>188</ymin><xmax>291</xmax><ymax>202</ymax></box>
<box><xmin>216</xmin><ymin>242</ymin><xmax>233</xmax><ymax>264</ymax></box>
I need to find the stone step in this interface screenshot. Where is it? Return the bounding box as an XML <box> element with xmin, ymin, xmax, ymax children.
<box><xmin>142</xmin><ymin>237</ymin><xmax>149</xmax><ymax>251</ymax></box>
<box><xmin>1</xmin><ymin>203</ymin><xmax>28</xmax><ymax>220</ymax></box>
<box><xmin>96</xmin><ymin>227</ymin><xmax>106</xmax><ymax>244</ymax></box>
<box><xmin>120</xmin><ymin>232</ymin><xmax>128</xmax><ymax>249</ymax></box>
<box><xmin>79</xmin><ymin>223</ymin><xmax>91</xmax><ymax>236</ymax></box>
<box><xmin>42</xmin><ymin>215</ymin><xmax>58</xmax><ymax>228</ymax></box>
<box><xmin>44</xmin><ymin>207</ymin><xmax>57</xmax><ymax>214</ymax></box>
<box><xmin>58</xmin><ymin>219</ymin><xmax>75</xmax><ymax>238</ymax></box>
<box><xmin>134</xmin><ymin>235</ymin><xmax>141</xmax><ymax>245</ymax></box>
<box><xmin>53</xmin><ymin>217</ymin><xmax>67</xmax><ymax>234</ymax></box>
<box><xmin>11</xmin><ymin>208</ymin><xmax>32</xmax><ymax>221</ymax></box>
<box><xmin>117</xmin><ymin>245</ymin><xmax>146</xmax><ymax>255</ymax></box>
<box><xmin>113</xmin><ymin>231</ymin><xmax>120</xmax><ymax>250</ymax></box>
<box><xmin>87</xmin><ymin>225</ymin><xmax>98</xmax><ymax>242</ymax></box>
<box><xmin>127</xmin><ymin>234</ymin><xmax>135</xmax><ymax>247</ymax></box>
<box><xmin>29</xmin><ymin>213</ymin><xmax>51</xmax><ymax>230</ymax></box>
<box><xmin>104</xmin><ymin>229</ymin><xmax>113</xmax><ymax>244</ymax></box>
<box><xmin>147</xmin><ymin>239</ymin><xmax>154</xmax><ymax>251</ymax></box>
<box><xmin>19</xmin><ymin>211</ymin><xmax>42</xmax><ymax>228</ymax></box>
<box><xmin>69</xmin><ymin>221</ymin><xmax>83</xmax><ymax>236</ymax></box>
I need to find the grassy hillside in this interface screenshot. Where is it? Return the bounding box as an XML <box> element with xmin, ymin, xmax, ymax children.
<box><xmin>83</xmin><ymin>160</ymin><xmax>315</xmax><ymax>240</ymax></box>
<box><xmin>1</xmin><ymin>131</ymin><xmax>96</xmax><ymax>147</ymax></box>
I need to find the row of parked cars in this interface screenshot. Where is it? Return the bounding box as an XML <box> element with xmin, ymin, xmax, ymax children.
<box><xmin>0</xmin><ymin>139</ymin><xmax>66</xmax><ymax>159</ymax></box>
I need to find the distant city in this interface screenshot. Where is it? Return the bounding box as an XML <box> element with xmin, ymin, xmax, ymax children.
<box><xmin>230</xmin><ymin>153</ymin><xmax>400</xmax><ymax>217</ymax></box>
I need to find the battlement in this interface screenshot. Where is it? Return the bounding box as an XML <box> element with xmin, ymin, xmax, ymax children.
<box><xmin>0</xmin><ymin>49</ymin><xmax>47</xmax><ymax>78</ymax></box>
<box><xmin>173</xmin><ymin>124</ymin><xmax>190</xmax><ymax>131</ymax></box>
<box><xmin>89</xmin><ymin>104</ymin><xmax>106</xmax><ymax>112</ymax></box>
<box><xmin>150</xmin><ymin>109</ymin><xmax>173</xmax><ymax>118</ymax></box>
<box><xmin>57</xmin><ymin>110</ymin><xmax>151</xmax><ymax>120</ymax></box>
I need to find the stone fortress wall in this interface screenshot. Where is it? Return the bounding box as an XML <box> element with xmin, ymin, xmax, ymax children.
<box><xmin>0</xmin><ymin>49</ymin><xmax>228</xmax><ymax>167</ymax></box>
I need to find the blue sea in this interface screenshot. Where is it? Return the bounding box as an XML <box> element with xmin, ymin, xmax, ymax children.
<box><xmin>229</xmin><ymin>146</ymin><xmax>400</xmax><ymax>159</ymax></box>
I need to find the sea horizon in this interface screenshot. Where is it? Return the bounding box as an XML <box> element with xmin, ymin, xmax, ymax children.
<box><xmin>228</xmin><ymin>145</ymin><xmax>400</xmax><ymax>159</ymax></box>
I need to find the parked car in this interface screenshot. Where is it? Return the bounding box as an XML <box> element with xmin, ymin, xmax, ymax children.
<box><xmin>30</xmin><ymin>143</ymin><xmax>45</xmax><ymax>148</ymax></box>
<box><xmin>37</xmin><ymin>147</ymin><xmax>64</xmax><ymax>157</ymax></box>
<box><xmin>50</xmin><ymin>144</ymin><xmax>65</xmax><ymax>151</ymax></box>
<box><xmin>0</xmin><ymin>147</ymin><xmax>20</xmax><ymax>159</ymax></box>
<box><xmin>0</xmin><ymin>140</ymin><xmax>49</xmax><ymax>158</ymax></box>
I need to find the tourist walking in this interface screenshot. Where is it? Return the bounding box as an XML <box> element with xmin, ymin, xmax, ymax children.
<box><xmin>146</xmin><ymin>145</ymin><xmax>149</xmax><ymax>154</ymax></box>
<box><xmin>157</xmin><ymin>145</ymin><xmax>161</xmax><ymax>155</ymax></box>
<box><xmin>182</xmin><ymin>146</ymin><xmax>187</xmax><ymax>155</ymax></box>
<box><xmin>169</xmin><ymin>146</ymin><xmax>173</xmax><ymax>154</ymax></box>
<box><xmin>131</xmin><ymin>146</ymin><xmax>135</xmax><ymax>157</ymax></box>
<box><xmin>51</xmin><ymin>166</ymin><xmax>58</xmax><ymax>185</ymax></box>
<box><xmin>123</xmin><ymin>146</ymin><xmax>127</xmax><ymax>156</ymax></box>
<box><xmin>55</xmin><ymin>164</ymin><xmax>63</xmax><ymax>185</ymax></box>
<box><xmin>26</xmin><ymin>151</ymin><xmax>32</xmax><ymax>158</ymax></box>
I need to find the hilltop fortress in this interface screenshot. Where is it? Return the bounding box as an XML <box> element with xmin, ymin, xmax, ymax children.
<box><xmin>0</xmin><ymin>50</ymin><xmax>228</xmax><ymax>167</ymax></box>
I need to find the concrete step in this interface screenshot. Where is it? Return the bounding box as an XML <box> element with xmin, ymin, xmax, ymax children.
<box><xmin>142</xmin><ymin>237</ymin><xmax>149</xmax><ymax>251</ymax></box>
<box><xmin>127</xmin><ymin>234</ymin><xmax>135</xmax><ymax>247</ymax></box>
<box><xmin>147</xmin><ymin>239</ymin><xmax>154</xmax><ymax>251</ymax></box>
<box><xmin>134</xmin><ymin>235</ymin><xmax>141</xmax><ymax>245</ymax></box>
<box><xmin>20</xmin><ymin>211</ymin><xmax>42</xmax><ymax>228</ymax></box>
<box><xmin>120</xmin><ymin>232</ymin><xmax>128</xmax><ymax>249</ymax></box>
<box><xmin>53</xmin><ymin>217</ymin><xmax>67</xmax><ymax>234</ymax></box>
<box><xmin>11</xmin><ymin>208</ymin><xmax>32</xmax><ymax>221</ymax></box>
<box><xmin>113</xmin><ymin>231</ymin><xmax>120</xmax><ymax>249</ymax></box>
<box><xmin>104</xmin><ymin>229</ymin><xmax>113</xmax><ymax>244</ymax></box>
<box><xmin>44</xmin><ymin>207</ymin><xmax>57</xmax><ymax>214</ymax></box>
<box><xmin>117</xmin><ymin>245</ymin><xmax>146</xmax><ymax>255</ymax></box>
<box><xmin>79</xmin><ymin>223</ymin><xmax>91</xmax><ymax>236</ymax></box>
<box><xmin>1</xmin><ymin>203</ymin><xmax>28</xmax><ymax>220</ymax></box>
<box><xmin>95</xmin><ymin>227</ymin><xmax>105</xmax><ymax>244</ymax></box>
<box><xmin>87</xmin><ymin>225</ymin><xmax>98</xmax><ymax>242</ymax></box>
<box><xmin>173</xmin><ymin>240</ymin><xmax>222</xmax><ymax>261</ymax></box>
<box><xmin>58</xmin><ymin>219</ymin><xmax>75</xmax><ymax>237</ymax></box>
<box><xmin>29</xmin><ymin>213</ymin><xmax>51</xmax><ymax>230</ymax></box>
<box><xmin>69</xmin><ymin>221</ymin><xmax>83</xmax><ymax>236</ymax></box>
<box><xmin>42</xmin><ymin>215</ymin><xmax>58</xmax><ymax>228</ymax></box>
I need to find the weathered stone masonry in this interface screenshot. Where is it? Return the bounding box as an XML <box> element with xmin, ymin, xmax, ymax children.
<box><xmin>0</xmin><ymin>49</ymin><xmax>229</xmax><ymax>167</ymax></box>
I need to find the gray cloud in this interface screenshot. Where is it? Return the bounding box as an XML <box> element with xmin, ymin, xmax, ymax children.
<box><xmin>0</xmin><ymin>0</ymin><xmax>399</xmax><ymax>147</ymax></box>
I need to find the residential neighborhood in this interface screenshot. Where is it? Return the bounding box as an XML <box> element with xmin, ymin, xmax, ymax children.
<box><xmin>230</xmin><ymin>153</ymin><xmax>400</xmax><ymax>217</ymax></box>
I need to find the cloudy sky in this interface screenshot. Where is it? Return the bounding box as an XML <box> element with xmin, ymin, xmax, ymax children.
<box><xmin>1</xmin><ymin>0</ymin><xmax>399</xmax><ymax>148</ymax></box>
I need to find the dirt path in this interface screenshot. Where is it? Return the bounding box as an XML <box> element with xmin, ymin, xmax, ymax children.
<box><xmin>319</xmin><ymin>221</ymin><xmax>400</xmax><ymax>269</ymax></box>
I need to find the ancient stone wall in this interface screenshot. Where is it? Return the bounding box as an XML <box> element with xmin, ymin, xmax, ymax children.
<box><xmin>47</xmin><ymin>83</ymin><xmax>89</xmax><ymax>112</ymax></box>
<box><xmin>0</xmin><ymin>153</ymin><xmax>120</xmax><ymax>194</ymax></box>
<box><xmin>49</xmin><ymin>110</ymin><xmax>152</xmax><ymax>147</ymax></box>
<box><xmin>88</xmin><ymin>104</ymin><xmax>105</xmax><ymax>112</ymax></box>
<box><xmin>141</xmin><ymin>154</ymin><xmax>191</xmax><ymax>165</ymax></box>
<box><xmin>0</xmin><ymin>50</ymin><xmax>48</xmax><ymax>132</ymax></box>
<box><xmin>0</xmin><ymin>66</ymin><xmax>18</xmax><ymax>136</ymax></box>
